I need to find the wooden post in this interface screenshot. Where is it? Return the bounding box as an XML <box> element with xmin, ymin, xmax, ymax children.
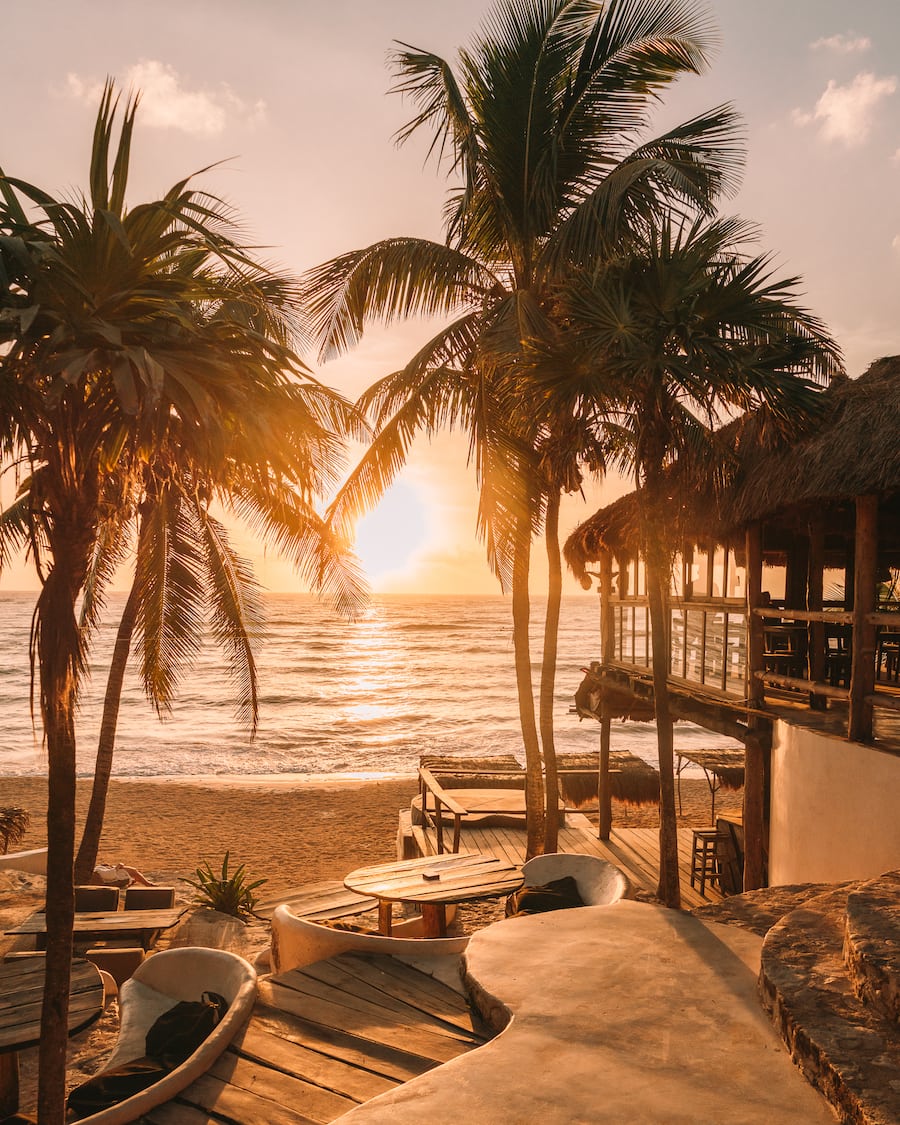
<box><xmin>598</xmin><ymin>552</ymin><xmax>614</xmax><ymax>840</ymax></box>
<box><xmin>746</xmin><ymin>524</ymin><xmax>764</xmax><ymax>709</ymax></box>
<box><xmin>807</xmin><ymin>515</ymin><xmax>827</xmax><ymax>709</ymax></box>
<box><xmin>742</xmin><ymin>727</ymin><xmax>768</xmax><ymax>890</ymax></box>
<box><xmin>743</xmin><ymin>523</ymin><xmax>768</xmax><ymax>890</ymax></box>
<box><xmin>849</xmin><ymin>495</ymin><xmax>878</xmax><ymax>743</ymax></box>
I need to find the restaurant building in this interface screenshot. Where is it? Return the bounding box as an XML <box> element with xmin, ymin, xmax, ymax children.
<box><xmin>564</xmin><ymin>356</ymin><xmax>900</xmax><ymax>891</ymax></box>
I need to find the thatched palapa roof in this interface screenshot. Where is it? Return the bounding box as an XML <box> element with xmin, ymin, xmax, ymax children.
<box><xmin>565</xmin><ymin>356</ymin><xmax>900</xmax><ymax>578</ymax></box>
<box><xmin>677</xmin><ymin>748</ymin><xmax>745</xmax><ymax>790</ymax></box>
<box><xmin>557</xmin><ymin>751</ymin><xmax>660</xmax><ymax>808</ymax></box>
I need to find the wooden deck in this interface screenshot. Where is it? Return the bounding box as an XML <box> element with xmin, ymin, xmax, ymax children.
<box><xmin>142</xmin><ymin>953</ymin><xmax>489</xmax><ymax>1125</ymax></box>
<box><xmin>404</xmin><ymin>810</ymin><xmax>726</xmax><ymax>910</ymax></box>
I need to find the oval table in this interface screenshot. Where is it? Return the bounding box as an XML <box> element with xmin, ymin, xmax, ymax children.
<box><xmin>0</xmin><ymin>956</ymin><xmax>104</xmax><ymax>1117</ymax></box>
<box><xmin>344</xmin><ymin>852</ymin><xmax>523</xmax><ymax>938</ymax></box>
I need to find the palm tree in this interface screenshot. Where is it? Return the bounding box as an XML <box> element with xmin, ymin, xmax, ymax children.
<box><xmin>73</xmin><ymin>420</ymin><xmax>363</xmax><ymax>885</ymax></box>
<box><xmin>0</xmin><ymin>86</ymin><xmax>362</xmax><ymax>1121</ymax></box>
<box><xmin>303</xmin><ymin>0</ymin><xmax>743</xmax><ymax>857</ymax></box>
<box><xmin>535</xmin><ymin>415</ymin><xmax>607</xmax><ymax>850</ymax></box>
<box><xmin>548</xmin><ymin>214</ymin><xmax>843</xmax><ymax>904</ymax></box>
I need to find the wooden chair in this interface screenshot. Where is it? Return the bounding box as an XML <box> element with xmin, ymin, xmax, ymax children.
<box><xmin>123</xmin><ymin>886</ymin><xmax>175</xmax><ymax>911</ymax></box>
<box><xmin>74</xmin><ymin>885</ymin><xmax>120</xmax><ymax>912</ymax></box>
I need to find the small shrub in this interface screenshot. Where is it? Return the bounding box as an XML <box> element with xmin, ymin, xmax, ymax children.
<box><xmin>185</xmin><ymin>851</ymin><xmax>266</xmax><ymax>921</ymax></box>
<box><xmin>0</xmin><ymin>807</ymin><xmax>29</xmax><ymax>854</ymax></box>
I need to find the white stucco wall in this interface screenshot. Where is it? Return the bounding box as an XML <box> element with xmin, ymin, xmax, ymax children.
<box><xmin>769</xmin><ymin>720</ymin><xmax>900</xmax><ymax>885</ymax></box>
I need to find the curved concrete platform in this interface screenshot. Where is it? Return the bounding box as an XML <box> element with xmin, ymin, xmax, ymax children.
<box><xmin>340</xmin><ymin>900</ymin><xmax>835</xmax><ymax>1124</ymax></box>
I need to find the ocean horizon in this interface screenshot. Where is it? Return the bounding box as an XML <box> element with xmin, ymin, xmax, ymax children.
<box><xmin>0</xmin><ymin>591</ymin><xmax>737</xmax><ymax>780</ymax></box>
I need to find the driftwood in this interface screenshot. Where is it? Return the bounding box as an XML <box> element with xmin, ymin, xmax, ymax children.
<box><xmin>557</xmin><ymin>752</ymin><xmax>659</xmax><ymax>808</ymax></box>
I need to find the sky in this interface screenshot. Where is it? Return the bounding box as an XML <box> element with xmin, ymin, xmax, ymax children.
<box><xmin>1</xmin><ymin>0</ymin><xmax>898</xmax><ymax>595</ymax></box>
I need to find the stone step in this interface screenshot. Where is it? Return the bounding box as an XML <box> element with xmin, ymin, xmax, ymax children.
<box><xmin>759</xmin><ymin>884</ymin><xmax>900</xmax><ymax>1125</ymax></box>
<box><xmin>844</xmin><ymin>870</ymin><xmax>900</xmax><ymax>1025</ymax></box>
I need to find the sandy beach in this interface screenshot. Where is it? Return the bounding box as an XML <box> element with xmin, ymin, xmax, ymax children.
<box><xmin>0</xmin><ymin>772</ymin><xmax>735</xmax><ymax>896</ymax></box>
<box><xmin>1</xmin><ymin>775</ymin><xmax>420</xmax><ymax>899</ymax></box>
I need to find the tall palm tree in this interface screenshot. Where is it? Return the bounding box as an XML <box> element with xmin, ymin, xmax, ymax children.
<box><xmin>548</xmin><ymin>214</ymin><xmax>843</xmax><ymax>904</ymax></box>
<box><xmin>534</xmin><ymin>414</ymin><xmax>607</xmax><ymax>850</ymax></box>
<box><xmin>0</xmin><ymin>86</ymin><xmax>362</xmax><ymax>1121</ymax></box>
<box><xmin>303</xmin><ymin>0</ymin><xmax>743</xmax><ymax>857</ymax></box>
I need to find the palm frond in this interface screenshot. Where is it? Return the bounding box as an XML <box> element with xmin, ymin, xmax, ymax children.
<box><xmin>301</xmin><ymin>239</ymin><xmax>496</xmax><ymax>360</ymax></box>
<box><xmin>134</xmin><ymin>488</ymin><xmax>205</xmax><ymax>712</ymax></box>
<box><xmin>196</xmin><ymin>508</ymin><xmax>262</xmax><ymax>733</ymax></box>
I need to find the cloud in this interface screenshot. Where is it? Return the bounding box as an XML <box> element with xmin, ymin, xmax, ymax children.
<box><xmin>793</xmin><ymin>72</ymin><xmax>897</xmax><ymax>146</ymax></box>
<box><xmin>67</xmin><ymin>61</ymin><xmax>266</xmax><ymax>136</ymax></box>
<box><xmin>893</xmin><ymin>234</ymin><xmax>900</xmax><ymax>254</ymax></box>
<box><xmin>810</xmin><ymin>33</ymin><xmax>871</xmax><ymax>54</ymax></box>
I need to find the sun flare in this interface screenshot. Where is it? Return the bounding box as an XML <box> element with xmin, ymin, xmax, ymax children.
<box><xmin>353</xmin><ymin>480</ymin><xmax>430</xmax><ymax>587</ymax></box>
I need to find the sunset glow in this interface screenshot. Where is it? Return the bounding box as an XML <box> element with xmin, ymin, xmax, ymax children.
<box><xmin>353</xmin><ymin>480</ymin><xmax>430</xmax><ymax>588</ymax></box>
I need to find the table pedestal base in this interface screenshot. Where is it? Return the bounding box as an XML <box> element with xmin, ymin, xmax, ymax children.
<box><xmin>377</xmin><ymin>901</ymin><xmax>449</xmax><ymax>938</ymax></box>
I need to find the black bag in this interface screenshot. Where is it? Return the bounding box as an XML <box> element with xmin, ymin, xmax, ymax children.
<box><xmin>66</xmin><ymin>1056</ymin><xmax>169</xmax><ymax>1119</ymax></box>
<box><xmin>505</xmin><ymin>875</ymin><xmax>585</xmax><ymax>917</ymax></box>
<box><xmin>144</xmin><ymin>990</ymin><xmax>229</xmax><ymax>1070</ymax></box>
<box><xmin>66</xmin><ymin>991</ymin><xmax>230</xmax><ymax>1120</ymax></box>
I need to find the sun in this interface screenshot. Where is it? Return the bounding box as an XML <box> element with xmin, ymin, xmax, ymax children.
<box><xmin>353</xmin><ymin>479</ymin><xmax>430</xmax><ymax>588</ymax></box>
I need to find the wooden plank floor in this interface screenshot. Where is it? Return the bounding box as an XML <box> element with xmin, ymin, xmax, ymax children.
<box><xmin>413</xmin><ymin>813</ymin><xmax>725</xmax><ymax>910</ymax></box>
<box><xmin>143</xmin><ymin>953</ymin><xmax>489</xmax><ymax>1125</ymax></box>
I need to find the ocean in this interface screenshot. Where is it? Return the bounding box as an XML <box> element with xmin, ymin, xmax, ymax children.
<box><xmin>0</xmin><ymin>591</ymin><xmax>736</xmax><ymax>779</ymax></box>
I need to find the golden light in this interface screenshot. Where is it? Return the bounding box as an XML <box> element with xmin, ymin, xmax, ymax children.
<box><xmin>353</xmin><ymin>479</ymin><xmax>430</xmax><ymax>588</ymax></box>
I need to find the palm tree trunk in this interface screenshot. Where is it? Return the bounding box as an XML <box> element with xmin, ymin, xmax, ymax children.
<box><xmin>74</xmin><ymin>579</ymin><xmax>140</xmax><ymax>883</ymax></box>
<box><xmin>512</xmin><ymin>518</ymin><xmax>545</xmax><ymax>859</ymax></box>
<box><xmin>646</xmin><ymin>536</ymin><xmax>680</xmax><ymax>908</ymax></box>
<box><xmin>539</xmin><ymin>488</ymin><xmax>562</xmax><ymax>853</ymax></box>
<box><xmin>35</xmin><ymin>562</ymin><xmax>81</xmax><ymax>1125</ymax></box>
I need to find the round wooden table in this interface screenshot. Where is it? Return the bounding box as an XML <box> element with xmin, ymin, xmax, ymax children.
<box><xmin>0</xmin><ymin>956</ymin><xmax>104</xmax><ymax>1116</ymax></box>
<box><xmin>344</xmin><ymin>852</ymin><xmax>523</xmax><ymax>938</ymax></box>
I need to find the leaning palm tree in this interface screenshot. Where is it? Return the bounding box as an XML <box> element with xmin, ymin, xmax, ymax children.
<box><xmin>73</xmin><ymin>424</ymin><xmax>362</xmax><ymax>884</ymax></box>
<box><xmin>547</xmin><ymin>214</ymin><xmax>843</xmax><ymax>904</ymax></box>
<box><xmin>304</xmin><ymin>0</ymin><xmax>744</xmax><ymax>857</ymax></box>
<box><xmin>0</xmin><ymin>86</ymin><xmax>363</xmax><ymax>1122</ymax></box>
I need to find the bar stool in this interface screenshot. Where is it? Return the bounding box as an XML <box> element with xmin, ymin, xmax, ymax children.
<box><xmin>690</xmin><ymin>829</ymin><xmax>721</xmax><ymax>897</ymax></box>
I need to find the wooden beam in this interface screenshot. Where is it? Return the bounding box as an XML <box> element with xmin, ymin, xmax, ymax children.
<box><xmin>807</xmin><ymin>515</ymin><xmax>826</xmax><ymax>709</ymax></box>
<box><xmin>754</xmin><ymin>671</ymin><xmax>849</xmax><ymax>700</ymax></box>
<box><xmin>599</xmin><ymin>552</ymin><xmax>614</xmax><ymax>840</ymax></box>
<box><xmin>746</xmin><ymin>525</ymin><xmax>764</xmax><ymax>709</ymax></box>
<box><xmin>742</xmin><ymin>729</ymin><xmax>767</xmax><ymax>891</ymax></box>
<box><xmin>849</xmin><ymin>495</ymin><xmax>878</xmax><ymax>742</ymax></box>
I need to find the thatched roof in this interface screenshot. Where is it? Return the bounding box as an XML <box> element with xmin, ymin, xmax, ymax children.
<box><xmin>565</xmin><ymin>356</ymin><xmax>900</xmax><ymax>577</ymax></box>
<box><xmin>419</xmin><ymin>753</ymin><xmax>525</xmax><ymax>791</ymax></box>
<box><xmin>724</xmin><ymin>356</ymin><xmax>900</xmax><ymax>524</ymax></box>
<box><xmin>677</xmin><ymin>748</ymin><xmax>745</xmax><ymax>790</ymax></box>
<box><xmin>557</xmin><ymin>751</ymin><xmax>660</xmax><ymax>807</ymax></box>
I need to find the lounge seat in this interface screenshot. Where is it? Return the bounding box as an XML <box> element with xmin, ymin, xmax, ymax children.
<box><xmin>72</xmin><ymin>946</ymin><xmax>257</xmax><ymax>1125</ymax></box>
<box><xmin>0</xmin><ymin>847</ymin><xmax>47</xmax><ymax>874</ymax></box>
<box><xmin>519</xmin><ymin>853</ymin><xmax>630</xmax><ymax>906</ymax></box>
<box><xmin>270</xmin><ymin>904</ymin><xmax>469</xmax><ymax>972</ymax></box>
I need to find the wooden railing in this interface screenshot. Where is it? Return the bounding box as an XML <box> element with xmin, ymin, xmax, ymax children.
<box><xmin>605</xmin><ymin>598</ymin><xmax>900</xmax><ymax>740</ymax></box>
